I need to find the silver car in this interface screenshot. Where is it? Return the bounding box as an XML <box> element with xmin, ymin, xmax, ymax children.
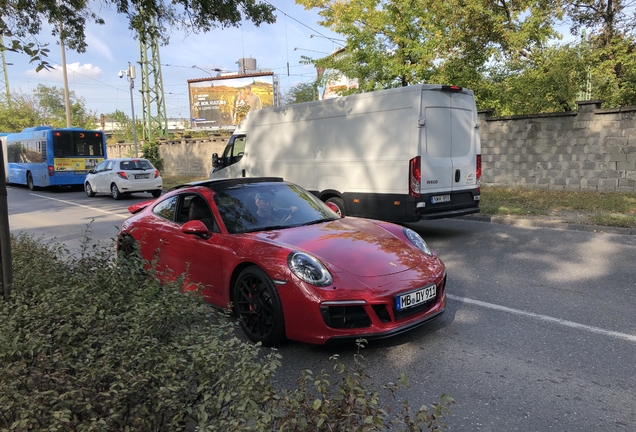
<box><xmin>84</xmin><ymin>157</ymin><xmax>162</xmax><ymax>200</ymax></box>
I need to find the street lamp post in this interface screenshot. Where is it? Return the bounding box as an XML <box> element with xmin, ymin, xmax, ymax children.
<box><xmin>119</xmin><ymin>62</ymin><xmax>138</xmax><ymax>157</ymax></box>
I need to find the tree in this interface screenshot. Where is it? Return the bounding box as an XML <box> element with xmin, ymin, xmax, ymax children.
<box><xmin>106</xmin><ymin>109</ymin><xmax>142</xmax><ymax>144</ymax></box>
<box><xmin>0</xmin><ymin>0</ymin><xmax>276</xmax><ymax>68</ymax></box>
<box><xmin>0</xmin><ymin>85</ymin><xmax>97</xmax><ymax>131</ymax></box>
<box><xmin>284</xmin><ymin>81</ymin><xmax>318</xmax><ymax>104</ymax></box>
<box><xmin>33</xmin><ymin>85</ymin><xmax>97</xmax><ymax>128</ymax></box>
<box><xmin>297</xmin><ymin>0</ymin><xmax>563</xmax><ymax>92</ymax></box>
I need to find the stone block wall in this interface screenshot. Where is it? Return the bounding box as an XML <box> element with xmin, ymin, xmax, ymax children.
<box><xmin>479</xmin><ymin>101</ymin><xmax>636</xmax><ymax>192</ymax></box>
<box><xmin>108</xmin><ymin>136</ymin><xmax>229</xmax><ymax>178</ymax></box>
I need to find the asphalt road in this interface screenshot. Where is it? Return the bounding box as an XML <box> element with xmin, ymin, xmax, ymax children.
<box><xmin>7</xmin><ymin>184</ymin><xmax>636</xmax><ymax>431</ymax></box>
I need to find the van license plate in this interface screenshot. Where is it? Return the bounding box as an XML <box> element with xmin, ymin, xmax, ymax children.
<box><xmin>431</xmin><ymin>195</ymin><xmax>451</xmax><ymax>204</ymax></box>
<box><xmin>135</xmin><ymin>174</ymin><xmax>150</xmax><ymax>179</ymax></box>
<box><xmin>396</xmin><ymin>284</ymin><xmax>436</xmax><ymax>311</ymax></box>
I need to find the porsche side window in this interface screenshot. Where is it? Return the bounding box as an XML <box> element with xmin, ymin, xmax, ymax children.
<box><xmin>152</xmin><ymin>196</ymin><xmax>178</xmax><ymax>221</ymax></box>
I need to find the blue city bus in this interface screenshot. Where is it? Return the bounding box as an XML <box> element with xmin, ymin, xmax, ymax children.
<box><xmin>3</xmin><ymin>126</ymin><xmax>107</xmax><ymax>190</ymax></box>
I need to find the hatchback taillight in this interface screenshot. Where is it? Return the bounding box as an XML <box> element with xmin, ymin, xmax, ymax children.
<box><xmin>117</xmin><ymin>172</ymin><xmax>128</xmax><ymax>179</ymax></box>
<box><xmin>154</xmin><ymin>170</ymin><xmax>159</xmax><ymax>178</ymax></box>
<box><xmin>409</xmin><ymin>156</ymin><xmax>421</xmax><ymax>198</ymax></box>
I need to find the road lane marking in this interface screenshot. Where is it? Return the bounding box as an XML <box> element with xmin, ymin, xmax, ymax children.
<box><xmin>30</xmin><ymin>193</ymin><xmax>129</xmax><ymax>219</ymax></box>
<box><xmin>447</xmin><ymin>294</ymin><xmax>636</xmax><ymax>343</ymax></box>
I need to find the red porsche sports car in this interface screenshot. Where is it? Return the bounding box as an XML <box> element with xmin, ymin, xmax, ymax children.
<box><xmin>117</xmin><ymin>177</ymin><xmax>446</xmax><ymax>346</ymax></box>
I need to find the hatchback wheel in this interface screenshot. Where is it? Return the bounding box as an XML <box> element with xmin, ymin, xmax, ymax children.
<box><xmin>233</xmin><ymin>266</ymin><xmax>285</xmax><ymax>346</ymax></box>
<box><xmin>85</xmin><ymin>182</ymin><xmax>96</xmax><ymax>197</ymax></box>
<box><xmin>151</xmin><ymin>190</ymin><xmax>162</xmax><ymax>198</ymax></box>
<box><xmin>111</xmin><ymin>183</ymin><xmax>122</xmax><ymax>200</ymax></box>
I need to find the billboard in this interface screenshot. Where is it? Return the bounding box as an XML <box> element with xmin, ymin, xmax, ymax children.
<box><xmin>188</xmin><ymin>73</ymin><xmax>276</xmax><ymax>128</ymax></box>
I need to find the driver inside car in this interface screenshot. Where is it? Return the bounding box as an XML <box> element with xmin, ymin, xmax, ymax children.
<box><xmin>254</xmin><ymin>192</ymin><xmax>298</xmax><ymax>223</ymax></box>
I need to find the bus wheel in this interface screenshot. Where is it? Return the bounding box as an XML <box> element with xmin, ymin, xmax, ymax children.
<box><xmin>85</xmin><ymin>182</ymin><xmax>96</xmax><ymax>197</ymax></box>
<box><xmin>27</xmin><ymin>173</ymin><xmax>36</xmax><ymax>191</ymax></box>
<box><xmin>326</xmin><ymin>197</ymin><xmax>345</xmax><ymax>217</ymax></box>
<box><xmin>111</xmin><ymin>183</ymin><xmax>122</xmax><ymax>200</ymax></box>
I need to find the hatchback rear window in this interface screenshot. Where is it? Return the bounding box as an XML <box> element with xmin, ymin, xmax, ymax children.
<box><xmin>120</xmin><ymin>159</ymin><xmax>153</xmax><ymax>170</ymax></box>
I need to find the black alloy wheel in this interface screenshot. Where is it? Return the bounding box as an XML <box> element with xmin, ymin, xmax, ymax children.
<box><xmin>233</xmin><ymin>266</ymin><xmax>285</xmax><ymax>346</ymax></box>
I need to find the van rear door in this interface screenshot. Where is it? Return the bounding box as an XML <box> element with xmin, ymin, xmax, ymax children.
<box><xmin>419</xmin><ymin>87</ymin><xmax>479</xmax><ymax>195</ymax></box>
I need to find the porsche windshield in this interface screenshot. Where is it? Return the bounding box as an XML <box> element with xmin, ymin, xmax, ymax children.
<box><xmin>213</xmin><ymin>182</ymin><xmax>339</xmax><ymax>234</ymax></box>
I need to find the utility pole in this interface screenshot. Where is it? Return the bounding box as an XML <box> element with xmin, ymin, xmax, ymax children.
<box><xmin>58</xmin><ymin>0</ymin><xmax>72</xmax><ymax>127</ymax></box>
<box><xmin>0</xmin><ymin>138</ymin><xmax>13</xmax><ymax>301</ymax></box>
<box><xmin>1</xmin><ymin>37</ymin><xmax>11</xmax><ymax>107</ymax></box>
<box><xmin>139</xmin><ymin>29</ymin><xmax>168</xmax><ymax>141</ymax></box>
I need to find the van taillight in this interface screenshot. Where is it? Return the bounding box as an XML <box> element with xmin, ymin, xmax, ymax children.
<box><xmin>409</xmin><ymin>156</ymin><xmax>421</xmax><ymax>198</ymax></box>
<box><xmin>48</xmin><ymin>166</ymin><xmax>54</xmax><ymax>176</ymax></box>
<box><xmin>476</xmin><ymin>155</ymin><xmax>482</xmax><ymax>182</ymax></box>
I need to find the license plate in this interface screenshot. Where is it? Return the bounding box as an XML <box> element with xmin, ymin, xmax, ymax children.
<box><xmin>431</xmin><ymin>195</ymin><xmax>451</xmax><ymax>204</ymax></box>
<box><xmin>135</xmin><ymin>174</ymin><xmax>150</xmax><ymax>179</ymax></box>
<box><xmin>396</xmin><ymin>284</ymin><xmax>436</xmax><ymax>311</ymax></box>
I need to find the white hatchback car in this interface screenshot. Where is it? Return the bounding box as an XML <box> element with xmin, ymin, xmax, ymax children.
<box><xmin>84</xmin><ymin>158</ymin><xmax>163</xmax><ymax>200</ymax></box>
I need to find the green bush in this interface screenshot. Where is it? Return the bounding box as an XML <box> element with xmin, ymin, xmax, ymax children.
<box><xmin>0</xmin><ymin>233</ymin><xmax>453</xmax><ymax>431</ymax></box>
<box><xmin>141</xmin><ymin>141</ymin><xmax>164</xmax><ymax>171</ymax></box>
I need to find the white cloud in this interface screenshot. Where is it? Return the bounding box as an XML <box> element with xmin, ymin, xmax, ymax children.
<box><xmin>25</xmin><ymin>62</ymin><xmax>103</xmax><ymax>81</ymax></box>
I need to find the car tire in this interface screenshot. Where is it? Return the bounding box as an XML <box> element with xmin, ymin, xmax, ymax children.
<box><xmin>151</xmin><ymin>190</ymin><xmax>162</xmax><ymax>198</ymax></box>
<box><xmin>27</xmin><ymin>172</ymin><xmax>36</xmax><ymax>191</ymax></box>
<box><xmin>85</xmin><ymin>182</ymin><xmax>96</xmax><ymax>197</ymax></box>
<box><xmin>111</xmin><ymin>183</ymin><xmax>122</xmax><ymax>200</ymax></box>
<box><xmin>117</xmin><ymin>234</ymin><xmax>140</xmax><ymax>258</ymax></box>
<box><xmin>233</xmin><ymin>266</ymin><xmax>286</xmax><ymax>346</ymax></box>
<box><xmin>326</xmin><ymin>197</ymin><xmax>346</xmax><ymax>216</ymax></box>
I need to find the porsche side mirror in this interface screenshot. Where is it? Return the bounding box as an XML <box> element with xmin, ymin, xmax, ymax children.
<box><xmin>182</xmin><ymin>220</ymin><xmax>211</xmax><ymax>239</ymax></box>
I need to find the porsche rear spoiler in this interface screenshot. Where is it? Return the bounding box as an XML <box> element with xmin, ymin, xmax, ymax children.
<box><xmin>127</xmin><ymin>200</ymin><xmax>153</xmax><ymax>214</ymax></box>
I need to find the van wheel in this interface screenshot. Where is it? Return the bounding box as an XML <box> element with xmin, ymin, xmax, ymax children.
<box><xmin>326</xmin><ymin>197</ymin><xmax>346</xmax><ymax>216</ymax></box>
<box><xmin>27</xmin><ymin>173</ymin><xmax>36</xmax><ymax>191</ymax></box>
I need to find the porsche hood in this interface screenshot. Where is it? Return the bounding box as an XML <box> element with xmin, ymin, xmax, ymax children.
<box><xmin>251</xmin><ymin>218</ymin><xmax>426</xmax><ymax>277</ymax></box>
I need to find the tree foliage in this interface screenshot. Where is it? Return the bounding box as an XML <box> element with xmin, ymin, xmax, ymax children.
<box><xmin>284</xmin><ymin>81</ymin><xmax>319</xmax><ymax>104</ymax></box>
<box><xmin>297</xmin><ymin>0</ymin><xmax>562</xmax><ymax>92</ymax></box>
<box><xmin>0</xmin><ymin>0</ymin><xmax>276</xmax><ymax>68</ymax></box>
<box><xmin>0</xmin><ymin>85</ymin><xmax>96</xmax><ymax>132</ymax></box>
<box><xmin>298</xmin><ymin>0</ymin><xmax>636</xmax><ymax>113</ymax></box>
<box><xmin>1</xmin><ymin>233</ymin><xmax>454</xmax><ymax>431</ymax></box>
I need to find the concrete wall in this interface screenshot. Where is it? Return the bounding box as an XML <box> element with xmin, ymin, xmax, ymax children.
<box><xmin>479</xmin><ymin>101</ymin><xmax>636</xmax><ymax>192</ymax></box>
<box><xmin>108</xmin><ymin>136</ymin><xmax>229</xmax><ymax>178</ymax></box>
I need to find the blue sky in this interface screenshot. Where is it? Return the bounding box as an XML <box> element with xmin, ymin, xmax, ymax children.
<box><xmin>4</xmin><ymin>1</ymin><xmax>344</xmax><ymax>120</ymax></box>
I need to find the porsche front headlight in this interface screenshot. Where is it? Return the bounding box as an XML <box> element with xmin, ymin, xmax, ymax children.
<box><xmin>403</xmin><ymin>228</ymin><xmax>433</xmax><ymax>256</ymax></box>
<box><xmin>287</xmin><ymin>252</ymin><xmax>333</xmax><ymax>287</ymax></box>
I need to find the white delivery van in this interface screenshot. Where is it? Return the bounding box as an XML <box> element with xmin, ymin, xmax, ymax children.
<box><xmin>210</xmin><ymin>84</ymin><xmax>481</xmax><ymax>223</ymax></box>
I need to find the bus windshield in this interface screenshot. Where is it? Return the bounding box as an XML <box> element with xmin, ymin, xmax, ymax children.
<box><xmin>52</xmin><ymin>131</ymin><xmax>105</xmax><ymax>157</ymax></box>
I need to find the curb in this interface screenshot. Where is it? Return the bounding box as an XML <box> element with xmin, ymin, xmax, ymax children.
<box><xmin>460</xmin><ymin>214</ymin><xmax>636</xmax><ymax>236</ymax></box>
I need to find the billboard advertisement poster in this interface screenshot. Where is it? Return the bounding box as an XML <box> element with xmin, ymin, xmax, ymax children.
<box><xmin>188</xmin><ymin>73</ymin><xmax>275</xmax><ymax>128</ymax></box>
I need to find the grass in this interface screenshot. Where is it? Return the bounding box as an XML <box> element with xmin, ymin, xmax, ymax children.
<box><xmin>162</xmin><ymin>175</ymin><xmax>209</xmax><ymax>191</ymax></box>
<box><xmin>160</xmin><ymin>178</ymin><xmax>636</xmax><ymax>228</ymax></box>
<box><xmin>480</xmin><ymin>186</ymin><xmax>636</xmax><ymax>228</ymax></box>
